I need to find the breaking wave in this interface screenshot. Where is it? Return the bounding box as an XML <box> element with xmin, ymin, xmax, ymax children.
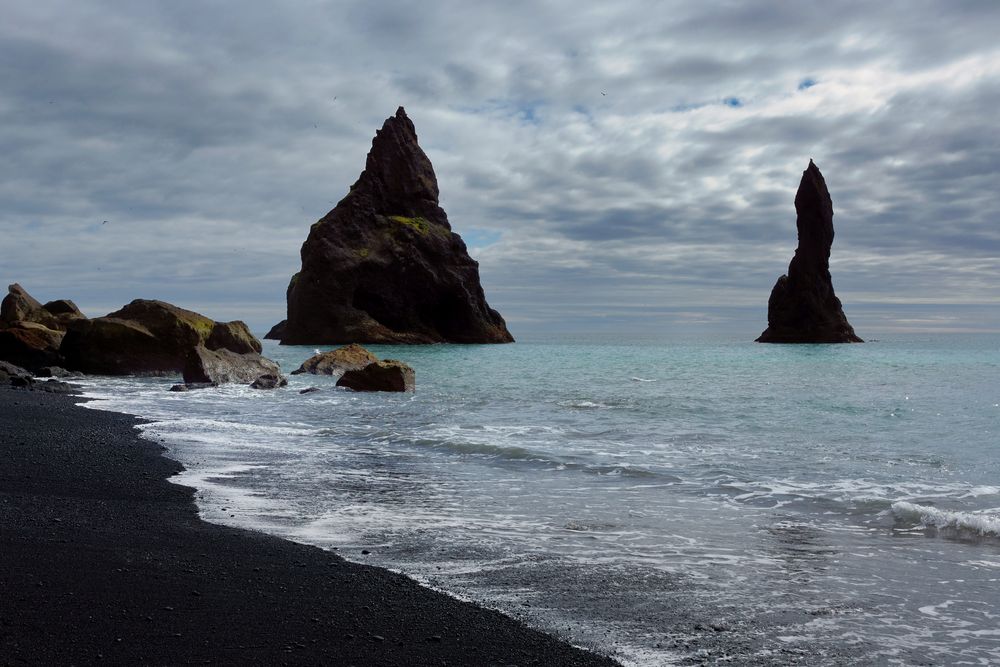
<box><xmin>891</xmin><ymin>501</ymin><xmax>1000</xmax><ymax>537</ymax></box>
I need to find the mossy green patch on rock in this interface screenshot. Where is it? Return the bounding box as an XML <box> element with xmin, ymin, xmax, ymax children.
<box><xmin>388</xmin><ymin>215</ymin><xmax>431</xmax><ymax>235</ymax></box>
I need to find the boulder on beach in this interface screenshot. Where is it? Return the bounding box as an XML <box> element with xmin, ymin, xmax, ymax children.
<box><xmin>756</xmin><ymin>160</ymin><xmax>862</xmax><ymax>344</ymax></box>
<box><xmin>1</xmin><ymin>283</ymin><xmax>62</xmax><ymax>331</ymax></box>
<box><xmin>0</xmin><ymin>360</ymin><xmax>75</xmax><ymax>393</ymax></box>
<box><xmin>268</xmin><ymin>107</ymin><xmax>513</xmax><ymax>345</ymax></box>
<box><xmin>0</xmin><ymin>284</ymin><xmax>85</xmax><ymax>332</ymax></box>
<box><xmin>0</xmin><ymin>323</ymin><xmax>65</xmax><ymax>371</ymax></box>
<box><xmin>0</xmin><ymin>284</ymin><xmax>85</xmax><ymax>371</ymax></box>
<box><xmin>0</xmin><ymin>360</ymin><xmax>31</xmax><ymax>384</ymax></box>
<box><xmin>336</xmin><ymin>359</ymin><xmax>415</xmax><ymax>392</ymax></box>
<box><xmin>291</xmin><ymin>343</ymin><xmax>378</xmax><ymax>376</ymax></box>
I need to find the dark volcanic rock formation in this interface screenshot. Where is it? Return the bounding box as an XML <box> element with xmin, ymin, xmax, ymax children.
<box><xmin>60</xmin><ymin>299</ymin><xmax>279</xmax><ymax>381</ymax></box>
<box><xmin>0</xmin><ymin>284</ymin><xmax>79</xmax><ymax>371</ymax></box>
<box><xmin>0</xmin><ymin>323</ymin><xmax>64</xmax><ymax>371</ymax></box>
<box><xmin>337</xmin><ymin>359</ymin><xmax>415</xmax><ymax>392</ymax></box>
<box><xmin>0</xmin><ymin>286</ymin><xmax>282</xmax><ymax>382</ymax></box>
<box><xmin>269</xmin><ymin>107</ymin><xmax>513</xmax><ymax>345</ymax></box>
<box><xmin>1</xmin><ymin>283</ymin><xmax>61</xmax><ymax>330</ymax></box>
<box><xmin>757</xmin><ymin>161</ymin><xmax>862</xmax><ymax>344</ymax></box>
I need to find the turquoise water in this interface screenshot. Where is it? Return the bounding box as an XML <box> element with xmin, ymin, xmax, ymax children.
<box><xmin>80</xmin><ymin>334</ymin><xmax>1000</xmax><ymax>665</ymax></box>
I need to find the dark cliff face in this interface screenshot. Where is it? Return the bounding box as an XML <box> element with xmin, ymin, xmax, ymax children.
<box><xmin>271</xmin><ymin>107</ymin><xmax>513</xmax><ymax>345</ymax></box>
<box><xmin>757</xmin><ymin>160</ymin><xmax>862</xmax><ymax>344</ymax></box>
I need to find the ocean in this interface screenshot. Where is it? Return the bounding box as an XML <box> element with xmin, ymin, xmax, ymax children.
<box><xmin>78</xmin><ymin>334</ymin><xmax>1000</xmax><ymax>665</ymax></box>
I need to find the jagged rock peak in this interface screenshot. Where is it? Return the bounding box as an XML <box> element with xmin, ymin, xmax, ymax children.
<box><xmin>790</xmin><ymin>159</ymin><xmax>835</xmax><ymax>274</ymax></box>
<box><xmin>756</xmin><ymin>160</ymin><xmax>862</xmax><ymax>344</ymax></box>
<box><xmin>353</xmin><ymin>105</ymin><xmax>441</xmax><ymax>219</ymax></box>
<box><xmin>269</xmin><ymin>107</ymin><xmax>513</xmax><ymax>345</ymax></box>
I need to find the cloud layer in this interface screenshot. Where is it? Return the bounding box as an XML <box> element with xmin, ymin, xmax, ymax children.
<box><xmin>3</xmin><ymin>1</ymin><xmax>999</xmax><ymax>335</ymax></box>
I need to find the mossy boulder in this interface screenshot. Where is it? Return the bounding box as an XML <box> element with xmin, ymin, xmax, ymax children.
<box><xmin>104</xmin><ymin>300</ymin><xmax>216</xmax><ymax>350</ymax></box>
<box><xmin>60</xmin><ymin>299</ymin><xmax>277</xmax><ymax>381</ymax></box>
<box><xmin>291</xmin><ymin>343</ymin><xmax>378</xmax><ymax>376</ymax></box>
<box><xmin>336</xmin><ymin>359</ymin><xmax>415</xmax><ymax>392</ymax></box>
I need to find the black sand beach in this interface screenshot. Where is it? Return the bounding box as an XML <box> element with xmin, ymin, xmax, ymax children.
<box><xmin>0</xmin><ymin>385</ymin><xmax>617</xmax><ymax>666</ymax></box>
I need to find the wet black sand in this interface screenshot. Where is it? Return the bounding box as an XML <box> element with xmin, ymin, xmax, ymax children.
<box><xmin>0</xmin><ymin>386</ymin><xmax>618</xmax><ymax>666</ymax></box>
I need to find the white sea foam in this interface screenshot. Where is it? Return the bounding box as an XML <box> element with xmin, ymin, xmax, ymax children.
<box><xmin>722</xmin><ymin>477</ymin><xmax>1000</xmax><ymax>509</ymax></box>
<box><xmin>891</xmin><ymin>502</ymin><xmax>1000</xmax><ymax>536</ymax></box>
<box><xmin>558</xmin><ymin>399</ymin><xmax>614</xmax><ymax>409</ymax></box>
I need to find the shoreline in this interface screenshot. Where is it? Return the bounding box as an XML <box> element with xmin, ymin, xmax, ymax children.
<box><xmin>0</xmin><ymin>385</ymin><xmax>618</xmax><ymax>666</ymax></box>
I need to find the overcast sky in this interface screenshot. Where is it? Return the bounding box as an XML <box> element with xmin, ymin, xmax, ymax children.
<box><xmin>3</xmin><ymin>1</ymin><xmax>999</xmax><ymax>337</ymax></box>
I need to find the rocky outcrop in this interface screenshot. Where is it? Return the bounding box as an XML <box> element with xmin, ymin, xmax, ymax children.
<box><xmin>0</xmin><ymin>361</ymin><xmax>75</xmax><ymax>393</ymax></box>
<box><xmin>0</xmin><ymin>284</ymin><xmax>83</xmax><ymax>371</ymax></box>
<box><xmin>59</xmin><ymin>299</ymin><xmax>278</xmax><ymax>381</ymax></box>
<box><xmin>2</xmin><ymin>283</ymin><xmax>61</xmax><ymax>330</ymax></box>
<box><xmin>0</xmin><ymin>286</ymin><xmax>280</xmax><ymax>383</ymax></box>
<box><xmin>336</xmin><ymin>360</ymin><xmax>415</xmax><ymax>392</ymax></box>
<box><xmin>0</xmin><ymin>360</ymin><xmax>31</xmax><ymax>384</ymax></box>
<box><xmin>291</xmin><ymin>343</ymin><xmax>378</xmax><ymax>376</ymax></box>
<box><xmin>757</xmin><ymin>161</ymin><xmax>862</xmax><ymax>344</ymax></box>
<box><xmin>1</xmin><ymin>284</ymin><xmax>85</xmax><ymax>331</ymax></box>
<box><xmin>268</xmin><ymin>107</ymin><xmax>513</xmax><ymax>345</ymax></box>
<box><xmin>0</xmin><ymin>323</ymin><xmax>65</xmax><ymax>371</ymax></box>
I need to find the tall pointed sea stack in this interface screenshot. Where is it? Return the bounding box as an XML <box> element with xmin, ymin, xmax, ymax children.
<box><xmin>268</xmin><ymin>107</ymin><xmax>513</xmax><ymax>345</ymax></box>
<box><xmin>756</xmin><ymin>160</ymin><xmax>862</xmax><ymax>343</ymax></box>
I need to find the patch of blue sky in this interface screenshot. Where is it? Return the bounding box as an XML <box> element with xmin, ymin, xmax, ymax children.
<box><xmin>459</xmin><ymin>228</ymin><xmax>502</xmax><ymax>249</ymax></box>
<box><xmin>458</xmin><ymin>98</ymin><xmax>543</xmax><ymax>125</ymax></box>
<box><xmin>670</xmin><ymin>101</ymin><xmax>708</xmax><ymax>113</ymax></box>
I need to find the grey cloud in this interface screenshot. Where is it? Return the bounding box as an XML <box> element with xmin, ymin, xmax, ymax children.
<box><xmin>2</xmin><ymin>0</ymin><xmax>999</xmax><ymax>335</ymax></box>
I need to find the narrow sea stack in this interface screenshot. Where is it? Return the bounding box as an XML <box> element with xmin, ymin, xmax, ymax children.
<box><xmin>757</xmin><ymin>161</ymin><xmax>862</xmax><ymax>344</ymax></box>
<box><xmin>268</xmin><ymin>107</ymin><xmax>513</xmax><ymax>345</ymax></box>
